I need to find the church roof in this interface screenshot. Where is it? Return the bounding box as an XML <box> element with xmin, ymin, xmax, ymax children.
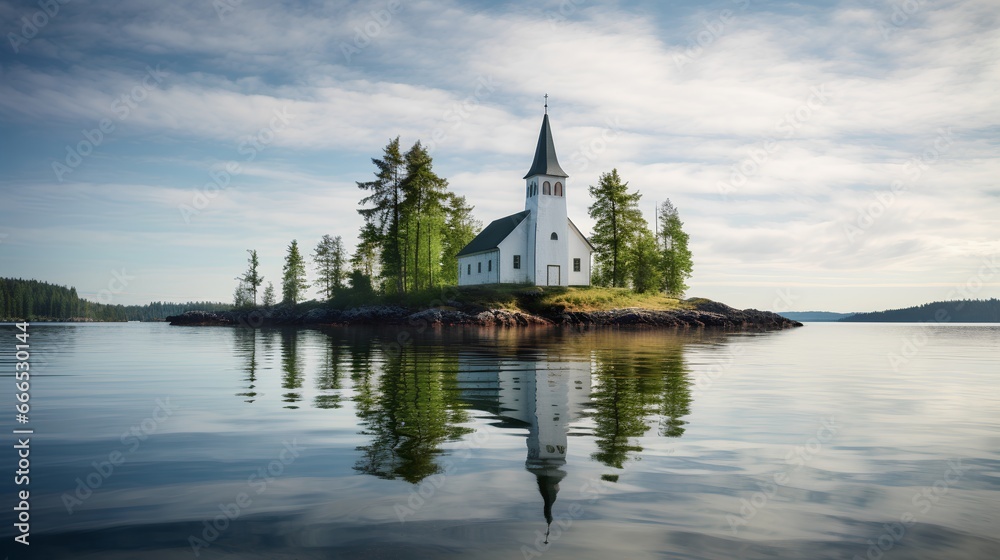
<box><xmin>523</xmin><ymin>114</ymin><xmax>568</xmax><ymax>179</ymax></box>
<box><xmin>457</xmin><ymin>210</ymin><xmax>530</xmax><ymax>257</ymax></box>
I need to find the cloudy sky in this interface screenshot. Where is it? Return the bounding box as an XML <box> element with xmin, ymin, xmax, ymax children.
<box><xmin>1</xmin><ymin>0</ymin><xmax>997</xmax><ymax>312</ymax></box>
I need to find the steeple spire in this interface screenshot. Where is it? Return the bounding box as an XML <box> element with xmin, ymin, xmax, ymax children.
<box><xmin>523</xmin><ymin>108</ymin><xmax>568</xmax><ymax>179</ymax></box>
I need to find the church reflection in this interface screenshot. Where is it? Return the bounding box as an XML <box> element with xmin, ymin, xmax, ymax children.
<box><xmin>457</xmin><ymin>353</ymin><xmax>592</xmax><ymax>531</ymax></box>
<box><xmin>455</xmin><ymin>335</ymin><xmax>694</xmax><ymax>534</ymax></box>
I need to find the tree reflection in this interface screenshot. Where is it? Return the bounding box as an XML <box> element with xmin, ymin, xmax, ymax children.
<box><xmin>353</xmin><ymin>342</ymin><xmax>472</xmax><ymax>483</ymax></box>
<box><xmin>314</xmin><ymin>337</ymin><xmax>344</xmax><ymax>409</ymax></box>
<box><xmin>280</xmin><ymin>329</ymin><xmax>302</xmax><ymax>408</ymax></box>
<box><xmin>588</xmin><ymin>343</ymin><xmax>692</xmax><ymax>469</ymax></box>
<box><xmin>233</xmin><ymin>328</ymin><xmax>258</xmax><ymax>403</ymax></box>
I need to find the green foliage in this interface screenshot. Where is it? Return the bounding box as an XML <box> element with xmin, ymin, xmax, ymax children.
<box><xmin>586</xmin><ymin>340</ymin><xmax>692</xmax><ymax>469</ymax></box>
<box><xmin>281</xmin><ymin>239</ymin><xmax>309</xmax><ymax>305</ymax></box>
<box><xmin>353</xmin><ymin>344</ymin><xmax>472</xmax><ymax>483</ymax></box>
<box><xmin>357</xmin><ymin>137</ymin><xmax>481</xmax><ymax>295</ymax></box>
<box><xmin>588</xmin><ymin>169</ymin><xmax>648</xmax><ymax>288</ymax></box>
<box><xmin>0</xmin><ymin>277</ymin><xmax>231</xmax><ymax>321</ymax></box>
<box><xmin>632</xmin><ymin>228</ymin><xmax>663</xmax><ymax>294</ymax></box>
<box><xmin>357</xmin><ymin>136</ymin><xmax>406</xmax><ymax>294</ymax></box>
<box><xmin>657</xmin><ymin>200</ymin><xmax>693</xmax><ymax>296</ymax></box>
<box><xmin>233</xmin><ymin>281</ymin><xmax>252</xmax><ymax>309</ymax></box>
<box><xmin>399</xmin><ymin>141</ymin><xmax>449</xmax><ymax>292</ymax></box>
<box><xmin>313</xmin><ymin>234</ymin><xmax>347</xmax><ymax>301</ymax></box>
<box><xmin>262</xmin><ymin>282</ymin><xmax>276</xmax><ymax>308</ymax></box>
<box><xmin>242</xmin><ymin>249</ymin><xmax>264</xmax><ymax>306</ymax></box>
<box><xmin>441</xmin><ymin>193</ymin><xmax>481</xmax><ymax>286</ymax></box>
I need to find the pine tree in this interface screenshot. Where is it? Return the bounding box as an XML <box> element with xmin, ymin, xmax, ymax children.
<box><xmin>313</xmin><ymin>234</ymin><xmax>347</xmax><ymax>301</ymax></box>
<box><xmin>281</xmin><ymin>239</ymin><xmax>309</xmax><ymax>305</ymax></box>
<box><xmin>357</xmin><ymin>137</ymin><xmax>405</xmax><ymax>294</ymax></box>
<box><xmin>441</xmin><ymin>193</ymin><xmax>481</xmax><ymax>285</ymax></box>
<box><xmin>233</xmin><ymin>280</ymin><xmax>252</xmax><ymax>308</ymax></box>
<box><xmin>632</xmin><ymin>228</ymin><xmax>663</xmax><ymax>293</ymax></box>
<box><xmin>241</xmin><ymin>249</ymin><xmax>264</xmax><ymax>306</ymax></box>
<box><xmin>588</xmin><ymin>169</ymin><xmax>646</xmax><ymax>288</ymax></box>
<box><xmin>657</xmin><ymin>200</ymin><xmax>693</xmax><ymax>296</ymax></box>
<box><xmin>262</xmin><ymin>282</ymin><xmax>276</xmax><ymax>308</ymax></box>
<box><xmin>400</xmin><ymin>141</ymin><xmax>448</xmax><ymax>291</ymax></box>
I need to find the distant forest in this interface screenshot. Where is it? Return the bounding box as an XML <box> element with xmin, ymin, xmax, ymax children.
<box><xmin>0</xmin><ymin>278</ymin><xmax>231</xmax><ymax>322</ymax></box>
<box><xmin>841</xmin><ymin>299</ymin><xmax>1000</xmax><ymax>323</ymax></box>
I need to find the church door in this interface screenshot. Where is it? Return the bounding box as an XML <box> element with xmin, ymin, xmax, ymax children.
<box><xmin>546</xmin><ymin>265</ymin><xmax>560</xmax><ymax>286</ymax></box>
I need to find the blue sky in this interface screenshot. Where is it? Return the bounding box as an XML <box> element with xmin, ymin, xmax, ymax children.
<box><xmin>1</xmin><ymin>0</ymin><xmax>997</xmax><ymax>312</ymax></box>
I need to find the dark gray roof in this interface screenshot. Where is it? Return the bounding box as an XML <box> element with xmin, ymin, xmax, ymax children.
<box><xmin>523</xmin><ymin>114</ymin><xmax>568</xmax><ymax>179</ymax></box>
<box><xmin>457</xmin><ymin>210</ymin><xmax>530</xmax><ymax>257</ymax></box>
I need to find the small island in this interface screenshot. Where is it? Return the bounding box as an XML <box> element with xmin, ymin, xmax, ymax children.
<box><xmin>166</xmin><ymin>110</ymin><xmax>799</xmax><ymax>331</ymax></box>
<box><xmin>166</xmin><ymin>285</ymin><xmax>800</xmax><ymax>329</ymax></box>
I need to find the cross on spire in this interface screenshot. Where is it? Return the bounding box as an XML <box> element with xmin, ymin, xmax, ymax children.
<box><xmin>544</xmin><ymin>94</ymin><xmax>548</xmax><ymax>114</ymax></box>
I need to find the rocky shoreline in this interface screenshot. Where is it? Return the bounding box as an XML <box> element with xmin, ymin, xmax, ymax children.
<box><xmin>166</xmin><ymin>300</ymin><xmax>801</xmax><ymax>330</ymax></box>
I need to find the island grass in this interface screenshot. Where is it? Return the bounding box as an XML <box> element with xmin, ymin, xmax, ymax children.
<box><xmin>380</xmin><ymin>284</ymin><xmax>691</xmax><ymax>314</ymax></box>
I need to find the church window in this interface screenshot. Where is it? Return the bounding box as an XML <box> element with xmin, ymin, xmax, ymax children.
<box><xmin>513</xmin><ymin>255</ymin><xmax>521</xmax><ymax>269</ymax></box>
<box><xmin>478</xmin><ymin>262</ymin><xmax>482</xmax><ymax>273</ymax></box>
<box><xmin>488</xmin><ymin>260</ymin><xmax>492</xmax><ymax>272</ymax></box>
<box><xmin>573</xmin><ymin>258</ymin><xmax>581</xmax><ymax>272</ymax></box>
<box><xmin>550</xmin><ymin>232</ymin><xmax>558</xmax><ymax>240</ymax></box>
<box><xmin>543</xmin><ymin>181</ymin><xmax>551</xmax><ymax>195</ymax></box>
<box><xmin>555</xmin><ymin>182</ymin><xmax>563</xmax><ymax>196</ymax></box>
<box><xmin>467</xmin><ymin>264</ymin><xmax>471</xmax><ymax>275</ymax></box>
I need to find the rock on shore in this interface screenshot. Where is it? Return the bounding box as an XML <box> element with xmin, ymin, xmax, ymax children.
<box><xmin>166</xmin><ymin>300</ymin><xmax>800</xmax><ymax>329</ymax></box>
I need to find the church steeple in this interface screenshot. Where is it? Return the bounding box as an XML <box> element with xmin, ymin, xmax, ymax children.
<box><xmin>524</xmin><ymin>112</ymin><xmax>568</xmax><ymax>179</ymax></box>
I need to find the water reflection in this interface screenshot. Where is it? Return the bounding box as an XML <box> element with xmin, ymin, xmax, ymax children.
<box><xmin>314</xmin><ymin>338</ymin><xmax>344</xmax><ymax>409</ymax></box>
<box><xmin>589</xmin><ymin>341</ymin><xmax>692</xmax><ymax>468</ymax></box>
<box><xmin>280</xmin><ymin>329</ymin><xmax>302</xmax><ymax>408</ymax></box>
<box><xmin>231</xmin><ymin>328</ymin><xmax>699</xmax><ymax>534</ymax></box>
<box><xmin>232</xmin><ymin>328</ymin><xmax>258</xmax><ymax>403</ymax></box>
<box><xmin>353</xmin><ymin>345</ymin><xmax>473</xmax><ymax>482</ymax></box>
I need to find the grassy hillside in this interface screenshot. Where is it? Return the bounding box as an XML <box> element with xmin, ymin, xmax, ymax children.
<box><xmin>387</xmin><ymin>284</ymin><xmax>691</xmax><ymax>314</ymax></box>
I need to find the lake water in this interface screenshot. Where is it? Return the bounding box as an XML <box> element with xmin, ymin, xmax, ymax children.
<box><xmin>2</xmin><ymin>322</ymin><xmax>999</xmax><ymax>559</ymax></box>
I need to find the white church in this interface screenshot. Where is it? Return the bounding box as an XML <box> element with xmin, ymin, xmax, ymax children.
<box><xmin>457</xmin><ymin>108</ymin><xmax>594</xmax><ymax>286</ymax></box>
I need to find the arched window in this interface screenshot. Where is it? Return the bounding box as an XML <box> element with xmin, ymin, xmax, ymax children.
<box><xmin>550</xmin><ymin>232</ymin><xmax>558</xmax><ymax>240</ymax></box>
<box><xmin>543</xmin><ymin>181</ymin><xmax>551</xmax><ymax>195</ymax></box>
<box><xmin>554</xmin><ymin>182</ymin><xmax>563</xmax><ymax>196</ymax></box>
